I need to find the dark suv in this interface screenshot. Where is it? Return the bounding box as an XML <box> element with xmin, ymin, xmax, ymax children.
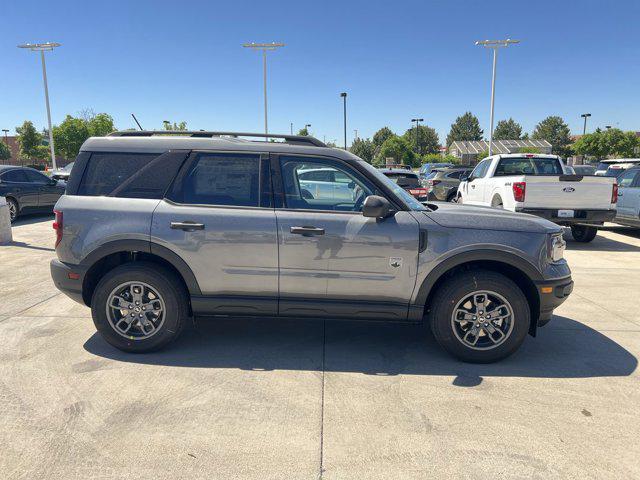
<box><xmin>426</xmin><ymin>167</ymin><xmax>473</xmax><ymax>202</ymax></box>
<box><xmin>50</xmin><ymin>131</ymin><xmax>573</xmax><ymax>363</ymax></box>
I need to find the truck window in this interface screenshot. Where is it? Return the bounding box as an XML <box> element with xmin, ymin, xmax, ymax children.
<box><xmin>494</xmin><ymin>157</ymin><xmax>563</xmax><ymax>176</ymax></box>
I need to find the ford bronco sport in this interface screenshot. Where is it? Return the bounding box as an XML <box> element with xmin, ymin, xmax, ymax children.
<box><xmin>50</xmin><ymin>131</ymin><xmax>573</xmax><ymax>363</ymax></box>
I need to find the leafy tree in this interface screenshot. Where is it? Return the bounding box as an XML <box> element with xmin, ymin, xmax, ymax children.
<box><xmin>493</xmin><ymin>118</ymin><xmax>523</xmax><ymax>140</ymax></box>
<box><xmin>421</xmin><ymin>153</ymin><xmax>461</xmax><ymax>165</ymax></box>
<box><xmin>0</xmin><ymin>142</ymin><xmax>10</xmax><ymax>161</ymax></box>
<box><xmin>532</xmin><ymin>116</ymin><xmax>572</xmax><ymax>157</ymax></box>
<box><xmin>476</xmin><ymin>149</ymin><xmax>490</xmax><ymax>162</ymax></box>
<box><xmin>88</xmin><ymin>113</ymin><xmax>115</xmax><ymax>136</ymax></box>
<box><xmin>573</xmin><ymin>128</ymin><xmax>639</xmax><ymax>159</ymax></box>
<box><xmin>446</xmin><ymin>112</ymin><xmax>483</xmax><ymax>146</ymax></box>
<box><xmin>349</xmin><ymin>137</ymin><xmax>375</xmax><ymax>163</ymax></box>
<box><xmin>16</xmin><ymin>121</ymin><xmax>48</xmax><ymax>162</ymax></box>
<box><xmin>517</xmin><ymin>146</ymin><xmax>541</xmax><ymax>154</ymax></box>
<box><xmin>297</xmin><ymin>127</ymin><xmax>309</xmax><ymax>136</ymax></box>
<box><xmin>375</xmin><ymin>136</ymin><xmax>417</xmax><ymax>167</ymax></box>
<box><xmin>163</xmin><ymin>121</ymin><xmax>187</xmax><ymax>131</ymax></box>
<box><xmin>402</xmin><ymin>125</ymin><xmax>439</xmax><ymax>155</ymax></box>
<box><xmin>372</xmin><ymin>127</ymin><xmax>395</xmax><ymax>149</ymax></box>
<box><xmin>53</xmin><ymin>115</ymin><xmax>91</xmax><ymax>160</ymax></box>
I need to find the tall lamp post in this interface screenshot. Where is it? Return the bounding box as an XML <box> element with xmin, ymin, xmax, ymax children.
<box><xmin>304</xmin><ymin>123</ymin><xmax>311</xmax><ymax>135</ymax></box>
<box><xmin>580</xmin><ymin>113</ymin><xmax>592</xmax><ymax>135</ymax></box>
<box><xmin>18</xmin><ymin>42</ymin><xmax>61</xmax><ymax>170</ymax></box>
<box><xmin>475</xmin><ymin>39</ymin><xmax>519</xmax><ymax>157</ymax></box>
<box><xmin>411</xmin><ymin>118</ymin><xmax>424</xmax><ymax>154</ymax></box>
<box><xmin>242</xmin><ymin>42</ymin><xmax>285</xmax><ymax>137</ymax></box>
<box><xmin>340</xmin><ymin>92</ymin><xmax>347</xmax><ymax>149</ymax></box>
<box><xmin>2</xmin><ymin>129</ymin><xmax>8</xmax><ymax>144</ymax></box>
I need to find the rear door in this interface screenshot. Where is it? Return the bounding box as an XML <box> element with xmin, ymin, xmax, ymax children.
<box><xmin>1</xmin><ymin>169</ymin><xmax>39</xmax><ymax>209</ymax></box>
<box><xmin>151</xmin><ymin>150</ymin><xmax>279</xmax><ymax>316</ymax></box>
<box><xmin>274</xmin><ymin>154</ymin><xmax>420</xmax><ymax>320</ymax></box>
<box><xmin>23</xmin><ymin>169</ymin><xmax>62</xmax><ymax>207</ymax></box>
<box><xmin>616</xmin><ymin>169</ymin><xmax>640</xmax><ymax>218</ymax></box>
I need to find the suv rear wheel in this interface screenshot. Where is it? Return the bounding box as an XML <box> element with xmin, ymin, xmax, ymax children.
<box><xmin>91</xmin><ymin>262</ymin><xmax>188</xmax><ymax>353</ymax></box>
<box><xmin>429</xmin><ymin>270</ymin><xmax>530</xmax><ymax>363</ymax></box>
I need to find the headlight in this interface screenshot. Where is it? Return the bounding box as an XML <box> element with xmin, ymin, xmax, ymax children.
<box><xmin>547</xmin><ymin>232</ymin><xmax>566</xmax><ymax>262</ymax></box>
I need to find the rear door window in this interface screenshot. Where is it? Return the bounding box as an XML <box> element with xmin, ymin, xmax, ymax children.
<box><xmin>77</xmin><ymin>152</ymin><xmax>159</xmax><ymax>196</ymax></box>
<box><xmin>1</xmin><ymin>169</ymin><xmax>29</xmax><ymax>183</ymax></box>
<box><xmin>618</xmin><ymin>169</ymin><xmax>639</xmax><ymax>188</ymax></box>
<box><xmin>24</xmin><ymin>169</ymin><xmax>51</xmax><ymax>184</ymax></box>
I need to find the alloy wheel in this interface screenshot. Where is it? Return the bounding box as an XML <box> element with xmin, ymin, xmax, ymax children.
<box><xmin>106</xmin><ymin>281</ymin><xmax>166</xmax><ymax>340</ymax></box>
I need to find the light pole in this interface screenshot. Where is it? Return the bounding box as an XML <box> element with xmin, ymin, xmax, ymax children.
<box><xmin>340</xmin><ymin>92</ymin><xmax>347</xmax><ymax>149</ymax></box>
<box><xmin>581</xmin><ymin>113</ymin><xmax>591</xmax><ymax>135</ymax></box>
<box><xmin>18</xmin><ymin>42</ymin><xmax>61</xmax><ymax>170</ymax></box>
<box><xmin>2</xmin><ymin>129</ymin><xmax>8</xmax><ymax>144</ymax></box>
<box><xmin>411</xmin><ymin>118</ymin><xmax>424</xmax><ymax>154</ymax></box>
<box><xmin>304</xmin><ymin>124</ymin><xmax>311</xmax><ymax>135</ymax></box>
<box><xmin>354</xmin><ymin>129</ymin><xmax>358</xmax><ymax>140</ymax></box>
<box><xmin>475</xmin><ymin>39</ymin><xmax>519</xmax><ymax>157</ymax></box>
<box><xmin>242</xmin><ymin>42</ymin><xmax>285</xmax><ymax>137</ymax></box>
<box><xmin>290</xmin><ymin>122</ymin><xmax>293</xmax><ymax>135</ymax></box>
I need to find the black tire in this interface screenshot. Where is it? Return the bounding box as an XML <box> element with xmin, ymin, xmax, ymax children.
<box><xmin>491</xmin><ymin>195</ymin><xmax>503</xmax><ymax>208</ymax></box>
<box><xmin>447</xmin><ymin>192</ymin><xmax>457</xmax><ymax>203</ymax></box>
<box><xmin>570</xmin><ymin>225</ymin><xmax>597</xmax><ymax>242</ymax></box>
<box><xmin>429</xmin><ymin>270</ymin><xmax>531</xmax><ymax>363</ymax></box>
<box><xmin>6</xmin><ymin>197</ymin><xmax>18</xmax><ymax>223</ymax></box>
<box><xmin>91</xmin><ymin>262</ymin><xmax>188</xmax><ymax>353</ymax></box>
<box><xmin>457</xmin><ymin>194</ymin><xmax>463</xmax><ymax>204</ymax></box>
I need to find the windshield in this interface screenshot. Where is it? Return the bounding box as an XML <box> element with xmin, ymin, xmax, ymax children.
<box><xmin>605</xmin><ymin>167</ymin><xmax>626</xmax><ymax>177</ymax></box>
<box><xmin>494</xmin><ymin>157</ymin><xmax>563</xmax><ymax>176</ymax></box>
<box><xmin>360</xmin><ymin>162</ymin><xmax>427</xmax><ymax>210</ymax></box>
<box><xmin>62</xmin><ymin>162</ymin><xmax>74</xmax><ymax>172</ymax></box>
<box><xmin>596</xmin><ymin>162</ymin><xmax>611</xmax><ymax>171</ymax></box>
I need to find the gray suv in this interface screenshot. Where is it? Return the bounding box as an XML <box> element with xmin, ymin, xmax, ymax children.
<box><xmin>50</xmin><ymin>131</ymin><xmax>573</xmax><ymax>363</ymax></box>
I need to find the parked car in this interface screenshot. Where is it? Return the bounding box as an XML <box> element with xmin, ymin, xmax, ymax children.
<box><xmin>426</xmin><ymin>167</ymin><xmax>473</xmax><ymax>202</ymax></box>
<box><xmin>457</xmin><ymin>154</ymin><xmax>617</xmax><ymax>242</ymax></box>
<box><xmin>569</xmin><ymin>165</ymin><xmax>596</xmax><ymax>176</ymax></box>
<box><xmin>0</xmin><ymin>165</ymin><xmax>66</xmax><ymax>222</ymax></box>
<box><xmin>418</xmin><ymin>162</ymin><xmax>455</xmax><ymax>183</ymax></box>
<box><xmin>50</xmin><ymin>162</ymin><xmax>74</xmax><ymax>182</ymax></box>
<box><xmin>379</xmin><ymin>168</ymin><xmax>428</xmax><ymax>200</ymax></box>
<box><xmin>614</xmin><ymin>166</ymin><xmax>640</xmax><ymax>227</ymax></box>
<box><xmin>51</xmin><ymin>131</ymin><xmax>572</xmax><ymax>363</ymax></box>
<box><xmin>604</xmin><ymin>162</ymin><xmax>639</xmax><ymax>179</ymax></box>
<box><xmin>595</xmin><ymin>159</ymin><xmax>640</xmax><ymax>176</ymax></box>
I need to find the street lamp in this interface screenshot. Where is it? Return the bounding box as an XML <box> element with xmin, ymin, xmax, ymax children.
<box><xmin>581</xmin><ymin>113</ymin><xmax>592</xmax><ymax>135</ymax></box>
<box><xmin>475</xmin><ymin>38</ymin><xmax>519</xmax><ymax>156</ymax></box>
<box><xmin>18</xmin><ymin>42</ymin><xmax>61</xmax><ymax>170</ymax></box>
<box><xmin>304</xmin><ymin>124</ymin><xmax>311</xmax><ymax>135</ymax></box>
<box><xmin>340</xmin><ymin>92</ymin><xmax>347</xmax><ymax>149</ymax></box>
<box><xmin>605</xmin><ymin>125</ymin><xmax>612</xmax><ymax>130</ymax></box>
<box><xmin>2</xmin><ymin>129</ymin><xmax>9</xmax><ymax>144</ymax></box>
<box><xmin>411</xmin><ymin>118</ymin><xmax>424</xmax><ymax>154</ymax></box>
<box><xmin>242</xmin><ymin>42</ymin><xmax>285</xmax><ymax>137</ymax></box>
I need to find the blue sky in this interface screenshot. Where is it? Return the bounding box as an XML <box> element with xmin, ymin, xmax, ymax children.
<box><xmin>1</xmin><ymin>0</ymin><xmax>638</xmax><ymax>146</ymax></box>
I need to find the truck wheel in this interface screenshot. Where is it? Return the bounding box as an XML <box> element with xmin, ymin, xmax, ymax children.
<box><xmin>429</xmin><ymin>270</ymin><xmax>530</xmax><ymax>363</ymax></box>
<box><xmin>456</xmin><ymin>194</ymin><xmax>463</xmax><ymax>204</ymax></box>
<box><xmin>447</xmin><ymin>192</ymin><xmax>457</xmax><ymax>203</ymax></box>
<box><xmin>491</xmin><ymin>195</ymin><xmax>504</xmax><ymax>208</ymax></box>
<box><xmin>570</xmin><ymin>225</ymin><xmax>597</xmax><ymax>242</ymax></box>
<box><xmin>91</xmin><ymin>262</ymin><xmax>188</xmax><ymax>353</ymax></box>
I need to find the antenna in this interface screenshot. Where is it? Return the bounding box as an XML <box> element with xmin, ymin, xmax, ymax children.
<box><xmin>131</xmin><ymin>114</ymin><xmax>143</xmax><ymax>131</ymax></box>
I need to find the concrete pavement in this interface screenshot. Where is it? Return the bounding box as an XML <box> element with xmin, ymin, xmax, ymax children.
<box><xmin>0</xmin><ymin>215</ymin><xmax>638</xmax><ymax>479</ymax></box>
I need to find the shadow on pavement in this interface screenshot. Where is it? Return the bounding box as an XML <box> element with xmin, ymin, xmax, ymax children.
<box><xmin>6</xmin><ymin>241</ymin><xmax>55</xmax><ymax>252</ymax></box>
<box><xmin>12</xmin><ymin>213</ymin><xmax>54</xmax><ymax>227</ymax></box>
<box><xmin>84</xmin><ymin>315</ymin><xmax>637</xmax><ymax>379</ymax></box>
<box><xmin>564</xmin><ymin>231</ymin><xmax>640</xmax><ymax>252</ymax></box>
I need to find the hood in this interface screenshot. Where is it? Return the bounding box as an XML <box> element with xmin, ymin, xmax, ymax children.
<box><xmin>423</xmin><ymin>202</ymin><xmax>561</xmax><ymax>234</ymax></box>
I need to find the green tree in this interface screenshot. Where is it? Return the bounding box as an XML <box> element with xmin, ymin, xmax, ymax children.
<box><xmin>0</xmin><ymin>142</ymin><xmax>10</xmax><ymax>161</ymax></box>
<box><xmin>372</xmin><ymin>127</ymin><xmax>395</xmax><ymax>149</ymax></box>
<box><xmin>421</xmin><ymin>153</ymin><xmax>461</xmax><ymax>165</ymax></box>
<box><xmin>402</xmin><ymin>125</ymin><xmax>439</xmax><ymax>155</ymax></box>
<box><xmin>532</xmin><ymin>116</ymin><xmax>572</xmax><ymax>157</ymax></box>
<box><xmin>163</xmin><ymin>121</ymin><xmax>187</xmax><ymax>131</ymax></box>
<box><xmin>375</xmin><ymin>136</ymin><xmax>417</xmax><ymax>167</ymax></box>
<box><xmin>573</xmin><ymin>128</ymin><xmax>640</xmax><ymax>159</ymax></box>
<box><xmin>476</xmin><ymin>149</ymin><xmax>490</xmax><ymax>162</ymax></box>
<box><xmin>16</xmin><ymin>121</ymin><xmax>48</xmax><ymax>162</ymax></box>
<box><xmin>87</xmin><ymin>113</ymin><xmax>115</xmax><ymax>136</ymax></box>
<box><xmin>517</xmin><ymin>146</ymin><xmax>541</xmax><ymax>154</ymax></box>
<box><xmin>53</xmin><ymin>115</ymin><xmax>91</xmax><ymax>160</ymax></box>
<box><xmin>493</xmin><ymin>118</ymin><xmax>523</xmax><ymax>140</ymax></box>
<box><xmin>297</xmin><ymin>127</ymin><xmax>309</xmax><ymax>136</ymax></box>
<box><xmin>446</xmin><ymin>112</ymin><xmax>483</xmax><ymax>146</ymax></box>
<box><xmin>349</xmin><ymin>137</ymin><xmax>375</xmax><ymax>163</ymax></box>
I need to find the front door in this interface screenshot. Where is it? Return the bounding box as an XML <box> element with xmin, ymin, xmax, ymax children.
<box><xmin>274</xmin><ymin>155</ymin><xmax>420</xmax><ymax>320</ymax></box>
<box><xmin>616</xmin><ymin>169</ymin><xmax>640</xmax><ymax>218</ymax></box>
<box><xmin>24</xmin><ymin>169</ymin><xmax>61</xmax><ymax>208</ymax></box>
<box><xmin>1</xmin><ymin>169</ymin><xmax>39</xmax><ymax>209</ymax></box>
<box><xmin>151</xmin><ymin>151</ymin><xmax>279</xmax><ymax>316</ymax></box>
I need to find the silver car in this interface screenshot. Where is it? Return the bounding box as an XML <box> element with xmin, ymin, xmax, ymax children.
<box><xmin>50</xmin><ymin>131</ymin><xmax>573</xmax><ymax>363</ymax></box>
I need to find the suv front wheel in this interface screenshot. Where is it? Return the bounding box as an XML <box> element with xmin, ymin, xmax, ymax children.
<box><xmin>91</xmin><ymin>262</ymin><xmax>189</xmax><ymax>353</ymax></box>
<box><xmin>429</xmin><ymin>270</ymin><xmax>530</xmax><ymax>363</ymax></box>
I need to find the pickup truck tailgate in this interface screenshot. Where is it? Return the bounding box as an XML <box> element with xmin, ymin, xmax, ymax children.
<box><xmin>522</xmin><ymin>175</ymin><xmax>615</xmax><ymax>209</ymax></box>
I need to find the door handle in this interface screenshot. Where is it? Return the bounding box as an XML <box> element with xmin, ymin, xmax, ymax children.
<box><xmin>170</xmin><ymin>221</ymin><xmax>205</xmax><ymax>231</ymax></box>
<box><xmin>290</xmin><ymin>226</ymin><xmax>325</xmax><ymax>236</ymax></box>
<box><xmin>471</xmin><ymin>185</ymin><xmax>476</xmax><ymax>189</ymax></box>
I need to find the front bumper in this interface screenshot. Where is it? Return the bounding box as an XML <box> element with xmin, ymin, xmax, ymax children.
<box><xmin>535</xmin><ymin>276</ymin><xmax>574</xmax><ymax>328</ymax></box>
<box><xmin>516</xmin><ymin>208</ymin><xmax>616</xmax><ymax>226</ymax></box>
<box><xmin>50</xmin><ymin>259</ymin><xmax>87</xmax><ymax>305</ymax></box>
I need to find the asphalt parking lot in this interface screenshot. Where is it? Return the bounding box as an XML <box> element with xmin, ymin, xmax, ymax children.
<box><xmin>1</xmin><ymin>215</ymin><xmax>639</xmax><ymax>480</ymax></box>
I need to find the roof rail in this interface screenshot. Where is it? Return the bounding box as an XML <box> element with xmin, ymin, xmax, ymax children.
<box><xmin>107</xmin><ymin>130</ymin><xmax>327</xmax><ymax>147</ymax></box>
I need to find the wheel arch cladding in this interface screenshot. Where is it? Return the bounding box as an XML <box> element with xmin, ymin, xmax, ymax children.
<box><xmin>416</xmin><ymin>250</ymin><xmax>541</xmax><ymax>335</ymax></box>
<box><xmin>80</xmin><ymin>240</ymin><xmax>201</xmax><ymax>307</ymax></box>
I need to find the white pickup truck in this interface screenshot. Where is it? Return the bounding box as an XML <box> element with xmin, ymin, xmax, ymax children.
<box><xmin>457</xmin><ymin>154</ymin><xmax>617</xmax><ymax>242</ymax></box>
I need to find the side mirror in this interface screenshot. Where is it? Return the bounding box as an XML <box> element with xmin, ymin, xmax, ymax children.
<box><xmin>461</xmin><ymin>174</ymin><xmax>470</xmax><ymax>182</ymax></box>
<box><xmin>362</xmin><ymin>195</ymin><xmax>392</xmax><ymax>218</ymax></box>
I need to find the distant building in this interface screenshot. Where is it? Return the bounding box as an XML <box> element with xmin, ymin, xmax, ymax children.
<box><xmin>449</xmin><ymin>139</ymin><xmax>553</xmax><ymax>164</ymax></box>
